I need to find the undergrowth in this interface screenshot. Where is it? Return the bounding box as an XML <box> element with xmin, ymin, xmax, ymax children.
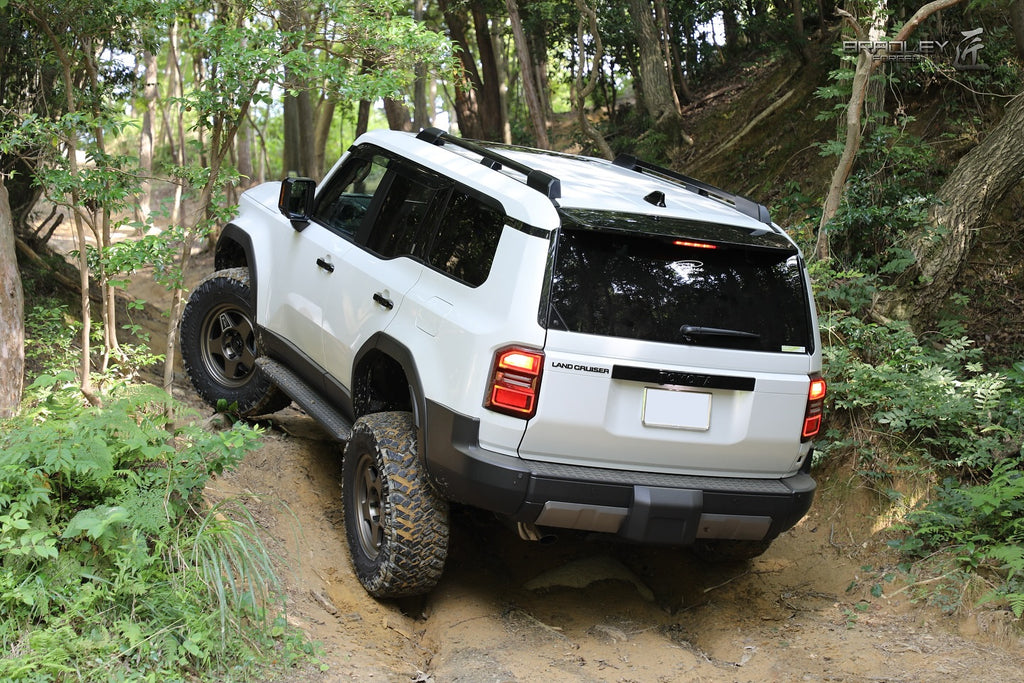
<box><xmin>812</xmin><ymin>272</ymin><xmax>1024</xmax><ymax>619</ymax></box>
<box><xmin>0</xmin><ymin>366</ymin><xmax>315</xmax><ymax>678</ymax></box>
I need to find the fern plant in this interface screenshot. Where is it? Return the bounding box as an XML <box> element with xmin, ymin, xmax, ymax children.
<box><xmin>0</xmin><ymin>373</ymin><xmax>300</xmax><ymax>680</ymax></box>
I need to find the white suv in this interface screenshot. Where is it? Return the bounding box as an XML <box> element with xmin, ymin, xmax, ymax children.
<box><xmin>180</xmin><ymin>128</ymin><xmax>826</xmax><ymax>598</ymax></box>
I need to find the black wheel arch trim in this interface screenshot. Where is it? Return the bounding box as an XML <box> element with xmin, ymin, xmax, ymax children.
<box><xmin>353</xmin><ymin>332</ymin><xmax>428</xmax><ymax>432</ymax></box>
<box><xmin>215</xmin><ymin>224</ymin><xmax>258</xmax><ymax>307</ymax></box>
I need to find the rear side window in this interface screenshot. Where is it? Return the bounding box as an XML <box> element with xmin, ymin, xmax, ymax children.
<box><xmin>426</xmin><ymin>191</ymin><xmax>505</xmax><ymax>287</ymax></box>
<box><xmin>362</xmin><ymin>167</ymin><xmax>443</xmax><ymax>259</ymax></box>
<box><xmin>546</xmin><ymin>227</ymin><xmax>812</xmax><ymax>353</ymax></box>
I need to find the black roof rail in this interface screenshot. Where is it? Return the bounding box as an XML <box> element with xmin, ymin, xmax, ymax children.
<box><xmin>612</xmin><ymin>154</ymin><xmax>772</xmax><ymax>227</ymax></box>
<box><xmin>416</xmin><ymin>127</ymin><xmax>561</xmax><ymax>201</ymax></box>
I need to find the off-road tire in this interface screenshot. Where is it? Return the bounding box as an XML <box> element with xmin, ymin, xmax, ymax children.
<box><xmin>342</xmin><ymin>411</ymin><xmax>449</xmax><ymax>598</ymax></box>
<box><xmin>179</xmin><ymin>267</ymin><xmax>290</xmax><ymax>416</ymax></box>
<box><xmin>692</xmin><ymin>538</ymin><xmax>773</xmax><ymax>563</ymax></box>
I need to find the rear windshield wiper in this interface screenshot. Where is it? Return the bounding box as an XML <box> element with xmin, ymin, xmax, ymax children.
<box><xmin>679</xmin><ymin>325</ymin><xmax>761</xmax><ymax>340</ymax></box>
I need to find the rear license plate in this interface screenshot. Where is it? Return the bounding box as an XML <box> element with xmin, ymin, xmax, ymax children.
<box><xmin>642</xmin><ymin>388</ymin><xmax>711</xmax><ymax>431</ymax></box>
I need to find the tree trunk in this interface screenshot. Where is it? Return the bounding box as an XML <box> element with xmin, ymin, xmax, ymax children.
<box><xmin>1010</xmin><ymin>0</ymin><xmax>1024</xmax><ymax>61</ymax></box>
<box><xmin>413</xmin><ymin>0</ymin><xmax>431</xmax><ymax>130</ymax></box>
<box><xmin>383</xmin><ymin>98</ymin><xmax>413</xmax><ymax>131</ymax></box>
<box><xmin>792</xmin><ymin>0</ymin><xmax>813</xmax><ymax>63</ymax></box>
<box><xmin>721</xmin><ymin>1</ymin><xmax>743</xmax><ymax>58</ymax></box>
<box><xmin>883</xmin><ymin>92</ymin><xmax>1024</xmax><ymax>326</ymax></box>
<box><xmin>357</xmin><ymin>98</ymin><xmax>371</xmax><ymax>138</ymax></box>
<box><xmin>138</xmin><ymin>49</ymin><xmax>158</xmax><ymax>221</ymax></box>
<box><xmin>573</xmin><ymin>0</ymin><xmax>614</xmax><ymax>159</ymax></box>
<box><xmin>506</xmin><ymin>0</ymin><xmax>549</xmax><ymax>148</ymax></box>
<box><xmin>314</xmin><ymin>98</ymin><xmax>336</xmax><ymax>179</ymax></box>
<box><xmin>439</xmin><ymin>0</ymin><xmax>485</xmax><ymax>138</ymax></box>
<box><xmin>283</xmin><ymin>89</ymin><xmax>316</xmax><ymax>177</ymax></box>
<box><xmin>471</xmin><ymin>1</ymin><xmax>506</xmax><ymax>141</ymax></box>
<box><xmin>0</xmin><ymin>178</ymin><xmax>24</xmax><ymax>418</ymax></box>
<box><xmin>814</xmin><ymin>0</ymin><xmax>963</xmax><ymax>261</ymax></box>
<box><xmin>237</xmin><ymin>115</ymin><xmax>254</xmax><ymax>185</ymax></box>
<box><xmin>625</xmin><ymin>0</ymin><xmax>692</xmax><ymax>147</ymax></box>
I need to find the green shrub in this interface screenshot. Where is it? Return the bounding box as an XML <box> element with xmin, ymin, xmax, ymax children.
<box><xmin>819</xmin><ymin>310</ymin><xmax>1020</xmax><ymax>476</ymax></box>
<box><xmin>892</xmin><ymin>455</ymin><xmax>1024</xmax><ymax>618</ymax></box>
<box><xmin>0</xmin><ymin>374</ymin><xmax>307</xmax><ymax>680</ymax></box>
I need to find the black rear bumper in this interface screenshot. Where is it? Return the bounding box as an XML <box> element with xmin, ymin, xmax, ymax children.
<box><xmin>422</xmin><ymin>401</ymin><xmax>815</xmax><ymax>545</ymax></box>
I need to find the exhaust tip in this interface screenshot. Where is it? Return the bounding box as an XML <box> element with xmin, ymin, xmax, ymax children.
<box><xmin>516</xmin><ymin>522</ymin><xmax>557</xmax><ymax>544</ymax></box>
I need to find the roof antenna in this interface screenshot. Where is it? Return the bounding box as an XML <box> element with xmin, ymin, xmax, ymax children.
<box><xmin>644</xmin><ymin>190</ymin><xmax>666</xmax><ymax>207</ymax></box>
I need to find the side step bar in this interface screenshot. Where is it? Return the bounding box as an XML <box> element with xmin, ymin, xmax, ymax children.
<box><xmin>255</xmin><ymin>357</ymin><xmax>353</xmax><ymax>442</ymax></box>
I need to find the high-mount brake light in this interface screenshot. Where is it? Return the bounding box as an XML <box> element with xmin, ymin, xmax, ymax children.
<box><xmin>485</xmin><ymin>346</ymin><xmax>544</xmax><ymax>419</ymax></box>
<box><xmin>802</xmin><ymin>376</ymin><xmax>827</xmax><ymax>440</ymax></box>
<box><xmin>673</xmin><ymin>239</ymin><xmax>718</xmax><ymax>250</ymax></box>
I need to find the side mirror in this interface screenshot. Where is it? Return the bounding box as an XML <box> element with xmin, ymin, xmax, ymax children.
<box><xmin>278</xmin><ymin>177</ymin><xmax>316</xmax><ymax>230</ymax></box>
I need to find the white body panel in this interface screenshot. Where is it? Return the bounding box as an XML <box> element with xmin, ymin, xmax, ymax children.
<box><xmin>229</xmin><ymin>130</ymin><xmax>822</xmax><ymax>484</ymax></box>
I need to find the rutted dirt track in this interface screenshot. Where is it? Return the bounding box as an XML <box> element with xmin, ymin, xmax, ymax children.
<box><xmin>190</xmin><ymin>403</ymin><xmax>1023</xmax><ymax>683</ymax></box>
<box><xmin>118</xmin><ymin>249</ymin><xmax>1020</xmax><ymax>682</ymax></box>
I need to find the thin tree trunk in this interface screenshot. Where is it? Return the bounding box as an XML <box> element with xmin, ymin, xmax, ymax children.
<box><xmin>506</xmin><ymin>0</ymin><xmax>549</xmax><ymax>148</ymax></box>
<box><xmin>28</xmin><ymin>6</ymin><xmax>98</xmax><ymax>402</ymax></box>
<box><xmin>138</xmin><ymin>50</ymin><xmax>158</xmax><ymax>221</ymax></box>
<box><xmin>814</xmin><ymin>0</ymin><xmax>964</xmax><ymax>261</ymax></box>
<box><xmin>0</xmin><ymin>179</ymin><xmax>24</xmax><ymax>418</ymax></box>
<box><xmin>573</xmin><ymin>0</ymin><xmax>614</xmax><ymax>159</ymax></box>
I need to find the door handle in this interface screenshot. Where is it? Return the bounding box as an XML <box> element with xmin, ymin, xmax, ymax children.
<box><xmin>372</xmin><ymin>292</ymin><xmax>394</xmax><ymax>310</ymax></box>
<box><xmin>316</xmin><ymin>257</ymin><xmax>335</xmax><ymax>273</ymax></box>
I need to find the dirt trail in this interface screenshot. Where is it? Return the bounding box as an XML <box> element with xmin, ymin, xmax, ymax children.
<box><xmin>113</xmin><ymin>250</ymin><xmax>1021</xmax><ymax>682</ymax></box>
<box><xmin>188</xmin><ymin>401</ymin><xmax>1022</xmax><ymax>683</ymax></box>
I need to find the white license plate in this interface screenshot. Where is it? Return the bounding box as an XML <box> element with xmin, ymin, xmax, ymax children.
<box><xmin>642</xmin><ymin>388</ymin><xmax>711</xmax><ymax>431</ymax></box>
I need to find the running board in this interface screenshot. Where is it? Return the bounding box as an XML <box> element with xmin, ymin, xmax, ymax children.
<box><xmin>255</xmin><ymin>357</ymin><xmax>353</xmax><ymax>442</ymax></box>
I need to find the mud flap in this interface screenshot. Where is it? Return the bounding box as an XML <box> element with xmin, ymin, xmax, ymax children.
<box><xmin>621</xmin><ymin>486</ymin><xmax>702</xmax><ymax>544</ymax></box>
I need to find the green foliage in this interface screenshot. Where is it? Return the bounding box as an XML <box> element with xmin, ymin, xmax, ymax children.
<box><xmin>892</xmin><ymin>456</ymin><xmax>1024</xmax><ymax>617</ymax></box>
<box><xmin>818</xmin><ymin>296</ymin><xmax>1024</xmax><ymax>616</ymax></box>
<box><xmin>819</xmin><ymin>310</ymin><xmax>1022</xmax><ymax>476</ymax></box>
<box><xmin>0</xmin><ymin>375</ymin><xmax>313</xmax><ymax>680</ymax></box>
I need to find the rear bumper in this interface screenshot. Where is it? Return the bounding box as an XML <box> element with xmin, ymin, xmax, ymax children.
<box><xmin>423</xmin><ymin>401</ymin><xmax>815</xmax><ymax>545</ymax></box>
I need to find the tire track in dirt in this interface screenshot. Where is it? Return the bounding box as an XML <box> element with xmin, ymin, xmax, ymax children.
<box><xmin>191</xmin><ymin>406</ymin><xmax>1023</xmax><ymax>683</ymax></box>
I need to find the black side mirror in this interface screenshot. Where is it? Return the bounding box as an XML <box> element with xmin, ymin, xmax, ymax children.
<box><xmin>278</xmin><ymin>177</ymin><xmax>316</xmax><ymax>230</ymax></box>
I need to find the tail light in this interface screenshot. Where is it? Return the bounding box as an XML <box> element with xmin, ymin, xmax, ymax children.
<box><xmin>485</xmin><ymin>346</ymin><xmax>544</xmax><ymax>419</ymax></box>
<box><xmin>801</xmin><ymin>376</ymin><xmax>827</xmax><ymax>441</ymax></box>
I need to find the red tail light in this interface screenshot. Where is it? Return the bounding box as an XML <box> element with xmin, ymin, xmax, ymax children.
<box><xmin>485</xmin><ymin>346</ymin><xmax>544</xmax><ymax>419</ymax></box>
<box><xmin>802</xmin><ymin>376</ymin><xmax>827</xmax><ymax>440</ymax></box>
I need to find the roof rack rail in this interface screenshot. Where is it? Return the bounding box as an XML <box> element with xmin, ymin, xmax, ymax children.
<box><xmin>416</xmin><ymin>127</ymin><xmax>561</xmax><ymax>201</ymax></box>
<box><xmin>612</xmin><ymin>154</ymin><xmax>772</xmax><ymax>227</ymax></box>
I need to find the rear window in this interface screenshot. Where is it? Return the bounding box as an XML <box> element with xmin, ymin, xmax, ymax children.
<box><xmin>545</xmin><ymin>217</ymin><xmax>813</xmax><ymax>353</ymax></box>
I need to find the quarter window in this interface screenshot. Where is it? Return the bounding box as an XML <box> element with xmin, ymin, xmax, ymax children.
<box><xmin>362</xmin><ymin>169</ymin><xmax>442</xmax><ymax>259</ymax></box>
<box><xmin>427</xmin><ymin>191</ymin><xmax>505</xmax><ymax>287</ymax></box>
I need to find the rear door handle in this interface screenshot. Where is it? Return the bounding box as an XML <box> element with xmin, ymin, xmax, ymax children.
<box><xmin>316</xmin><ymin>257</ymin><xmax>335</xmax><ymax>273</ymax></box>
<box><xmin>372</xmin><ymin>292</ymin><xmax>393</xmax><ymax>310</ymax></box>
